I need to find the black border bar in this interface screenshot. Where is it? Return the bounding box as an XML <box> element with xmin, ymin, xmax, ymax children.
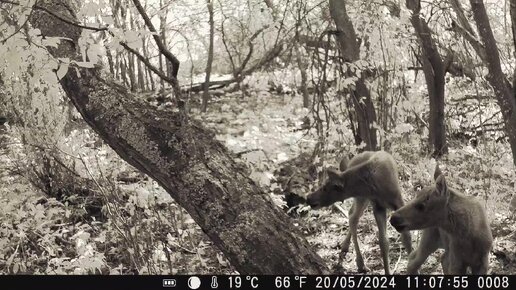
<box><xmin>0</xmin><ymin>275</ymin><xmax>513</xmax><ymax>290</ymax></box>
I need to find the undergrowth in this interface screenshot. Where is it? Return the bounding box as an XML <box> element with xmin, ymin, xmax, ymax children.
<box><xmin>0</xmin><ymin>72</ymin><xmax>515</xmax><ymax>274</ymax></box>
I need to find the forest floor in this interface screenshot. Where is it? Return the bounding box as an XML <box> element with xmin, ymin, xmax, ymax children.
<box><xmin>193</xmin><ymin>88</ymin><xmax>516</xmax><ymax>275</ymax></box>
<box><xmin>1</xmin><ymin>88</ymin><xmax>516</xmax><ymax>274</ymax></box>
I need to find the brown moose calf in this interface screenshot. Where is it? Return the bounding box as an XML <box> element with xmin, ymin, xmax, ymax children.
<box><xmin>306</xmin><ymin>151</ymin><xmax>412</xmax><ymax>274</ymax></box>
<box><xmin>390</xmin><ymin>166</ymin><xmax>493</xmax><ymax>274</ymax></box>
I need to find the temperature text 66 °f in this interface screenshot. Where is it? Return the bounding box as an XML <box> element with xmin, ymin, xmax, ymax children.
<box><xmin>274</xmin><ymin>276</ymin><xmax>308</xmax><ymax>288</ymax></box>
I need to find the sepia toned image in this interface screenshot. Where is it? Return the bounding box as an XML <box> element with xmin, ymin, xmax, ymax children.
<box><xmin>0</xmin><ymin>0</ymin><xmax>515</xmax><ymax>288</ymax></box>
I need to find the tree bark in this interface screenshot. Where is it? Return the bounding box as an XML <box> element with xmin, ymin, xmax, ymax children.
<box><xmin>114</xmin><ymin>52</ymin><xmax>120</xmax><ymax>81</ymax></box>
<box><xmin>142</xmin><ymin>37</ymin><xmax>155</xmax><ymax>91</ymax></box>
<box><xmin>469</xmin><ymin>0</ymin><xmax>516</xmax><ymax>167</ymax></box>
<box><xmin>106</xmin><ymin>46</ymin><xmax>115</xmax><ymax>76</ymax></box>
<box><xmin>128</xmin><ymin>53</ymin><xmax>136</xmax><ymax>91</ymax></box>
<box><xmin>132</xmin><ymin>14</ymin><xmax>146</xmax><ymax>91</ymax></box>
<box><xmin>158</xmin><ymin>0</ymin><xmax>166</xmax><ymax>90</ymax></box>
<box><xmin>201</xmin><ymin>0</ymin><xmax>215</xmax><ymax>113</ymax></box>
<box><xmin>448</xmin><ymin>0</ymin><xmax>487</xmax><ymax>61</ymax></box>
<box><xmin>329</xmin><ymin>0</ymin><xmax>378</xmax><ymax>151</ymax></box>
<box><xmin>28</xmin><ymin>0</ymin><xmax>329</xmax><ymax>274</ymax></box>
<box><xmin>295</xmin><ymin>43</ymin><xmax>310</xmax><ymax>108</ymax></box>
<box><xmin>120</xmin><ymin>54</ymin><xmax>129</xmax><ymax>86</ymax></box>
<box><xmin>406</xmin><ymin>0</ymin><xmax>447</xmax><ymax>157</ymax></box>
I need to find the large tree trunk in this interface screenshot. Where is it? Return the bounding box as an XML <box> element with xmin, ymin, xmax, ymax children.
<box><xmin>469</xmin><ymin>0</ymin><xmax>516</xmax><ymax>167</ymax></box>
<box><xmin>29</xmin><ymin>0</ymin><xmax>328</xmax><ymax>274</ymax></box>
<box><xmin>329</xmin><ymin>0</ymin><xmax>378</xmax><ymax>151</ymax></box>
<box><xmin>406</xmin><ymin>0</ymin><xmax>447</xmax><ymax>157</ymax></box>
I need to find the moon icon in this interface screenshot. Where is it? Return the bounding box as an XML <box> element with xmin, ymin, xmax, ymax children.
<box><xmin>188</xmin><ymin>276</ymin><xmax>201</xmax><ymax>289</ymax></box>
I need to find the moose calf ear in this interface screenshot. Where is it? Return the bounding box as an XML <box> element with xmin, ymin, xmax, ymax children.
<box><xmin>434</xmin><ymin>164</ymin><xmax>443</xmax><ymax>181</ymax></box>
<box><xmin>327</xmin><ymin>168</ymin><xmax>341</xmax><ymax>180</ymax></box>
<box><xmin>339</xmin><ymin>157</ymin><xmax>350</xmax><ymax>171</ymax></box>
<box><xmin>435</xmin><ymin>175</ymin><xmax>448</xmax><ymax>196</ymax></box>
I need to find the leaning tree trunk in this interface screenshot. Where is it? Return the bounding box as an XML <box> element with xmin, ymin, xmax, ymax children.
<box><xmin>29</xmin><ymin>0</ymin><xmax>329</xmax><ymax>274</ymax></box>
<box><xmin>329</xmin><ymin>0</ymin><xmax>378</xmax><ymax>151</ymax></box>
<box><xmin>406</xmin><ymin>0</ymin><xmax>447</xmax><ymax>157</ymax></box>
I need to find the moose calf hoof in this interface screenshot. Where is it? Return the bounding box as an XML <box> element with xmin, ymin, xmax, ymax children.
<box><xmin>357</xmin><ymin>265</ymin><xmax>370</xmax><ymax>273</ymax></box>
<box><xmin>332</xmin><ymin>263</ymin><xmax>346</xmax><ymax>274</ymax></box>
<box><xmin>338</xmin><ymin>248</ymin><xmax>350</xmax><ymax>260</ymax></box>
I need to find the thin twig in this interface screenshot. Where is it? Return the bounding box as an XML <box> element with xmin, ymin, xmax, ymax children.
<box><xmin>333</xmin><ymin>203</ymin><xmax>348</xmax><ymax>218</ymax></box>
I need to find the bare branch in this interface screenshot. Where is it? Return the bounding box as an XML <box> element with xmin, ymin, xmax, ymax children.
<box><xmin>235</xmin><ymin>25</ymin><xmax>270</xmax><ymax>77</ymax></box>
<box><xmin>119</xmin><ymin>41</ymin><xmax>174</xmax><ymax>85</ymax></box>
<box><xmin>130</xmin><ymin>0</ymin><xmax>180</xmax><ymax>78</ymax></box>
<box><xmin>448</xmin><ymin>0</ymin><xmax>486</xmax><ymax>61</ymax></box>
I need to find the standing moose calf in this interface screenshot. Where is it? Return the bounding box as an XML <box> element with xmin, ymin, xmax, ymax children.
<box><xmin>306</xmin><ymin>151</ymin><xmax>412</xmax><ymax>274</ymax></box>
<box><xmin>390</xmin><ymin>166</ymin><xmax>493</xmax><ymax>274</ymax></box>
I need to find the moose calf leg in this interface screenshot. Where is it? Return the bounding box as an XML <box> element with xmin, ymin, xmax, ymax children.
<box><xmin>448</xmin><ymin>260</ymin><xmax>467</xmax><ymax>274</ymax></box>
<box><xmin>447</xmin><ymin>251</ymin><xmax>467</xmax><ymax>274</ymax></box>
<box><xmin>373</xmin><ymin>204</ymin><xmax>390</xmax><ymax>275</ymax></box>
<box><xmin>407</xmin><ymin>228</ymin><xmax>440</xmax><ymax>274</ymax></box>
<box><xmin>471</xmin><ymin>255</ymin><xmax>489</xmax><ymax>274</ymax></box>
<box><xmin>441</xmin><ymin>251</ymin><xmax>450</xmax><ymax>274</ymax></box>
<box><xmin>392</xmin><ymin>197</ymin><xmax>412</xmax><ymax>254</ymax></box>
<box><xmin>401</xmin><ymin>231</ymin><xmax>413</xmax><ymax>254</ymax></box>
<box><xmin>338</xmin><ymin>198</ymin><xmax>368</xmax><ymax>272</ymax></box>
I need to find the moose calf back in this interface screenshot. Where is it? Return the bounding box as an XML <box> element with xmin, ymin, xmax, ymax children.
<box><xmin>306</xmin><ymin>151</ymin><xmax>404</xmax><ymax>209</ymax></box>
<box><xmin>306</xmin><ymin>151</ymin><xmax>412</xmax><ymax>274</ymax></box>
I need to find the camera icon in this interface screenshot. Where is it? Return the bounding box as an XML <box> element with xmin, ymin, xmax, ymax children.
<box><xmin>163</xmin><ymin>279</ymin><xmax>177</xmax><ymax>287</ymax></box>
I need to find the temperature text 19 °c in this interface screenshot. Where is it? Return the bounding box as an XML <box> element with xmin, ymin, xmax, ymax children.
<box><xmin>228</xmin><ymin>276</ymin><xmax>259</xmax><ymax>289</ymax></box>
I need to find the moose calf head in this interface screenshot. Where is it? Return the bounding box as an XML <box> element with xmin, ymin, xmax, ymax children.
<box><xmin>306</xmin><ymin>169</ymin><xmax>346</xmax><ymax>209</ymax></box>
<box><xmin>390</xmin><ymin>166</ymin><xmax>449</xmax><ymax>232</ymax></box>
<box><xmin>306</xmin><ymin>157</ymin><xmax>353</xmax><ymax>209</ymax></box>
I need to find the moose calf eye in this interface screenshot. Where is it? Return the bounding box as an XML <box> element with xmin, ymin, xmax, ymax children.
<box><xmin>415</xmin><ymin>203</ymin><xmax>425</xmax><ymax>211</ymax></box>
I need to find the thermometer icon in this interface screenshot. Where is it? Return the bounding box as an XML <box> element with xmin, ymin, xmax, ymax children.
<box><xmin>211</xmin><ymin>276</ymin><xmax>218</xmax><ymax>288</ymax></box>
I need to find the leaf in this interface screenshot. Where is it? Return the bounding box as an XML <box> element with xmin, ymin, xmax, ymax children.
<box><xmin>124</xmin><ymin>31</ymin><xmax>142</xmax><ymax>50</ymax></box>
<box><xmin>28</xmin><ymin>28</ymin><xmax>41</xmax><ymax>38</ymax></box>
<box><xmin>86</xmin><ymin>43</ymin><xmax>102</xmax><ymax>64</ymax></box>
<box><xmin>73</xmin><ymin>61</ymin><xmax>95</xmax><ymax>68</ymax></box>
<box><xmin>394</xmin><ymin>123</ymin><xmax>414</xmax><ymax>134</ymax></box>
<box><xmin>41</xmin><ymin>37</ymin><xmax>61</xmax><ymax>48</ymax></box>
<box><xmin>81</xmin><ymin>2</ymin><xmax>100</xmax><ymax>17</ymax></box>
<box><xmin>56</xmin><ymin>63</ymin><xmax>69</xmax><ymax>80</ymax></box>
<box><xmin>101</xmin><ymin>16</ymin><xmax>114</xmax><ymax>26</ymax></box>
<box><xmin>216</xmin><ymin>253</ymin><xmax>228</xmax><ymax>266</ymax></box>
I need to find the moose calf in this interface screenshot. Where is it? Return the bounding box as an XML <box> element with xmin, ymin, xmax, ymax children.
<box><xmin>306</xmin><ymin>151</ymin><xmax>412</xmax><ymax>274</ymax></box>
<box><xmin>390</xmin><ymin>166</ymin><xmax>493</xmax><ymax>274</ymax></box>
